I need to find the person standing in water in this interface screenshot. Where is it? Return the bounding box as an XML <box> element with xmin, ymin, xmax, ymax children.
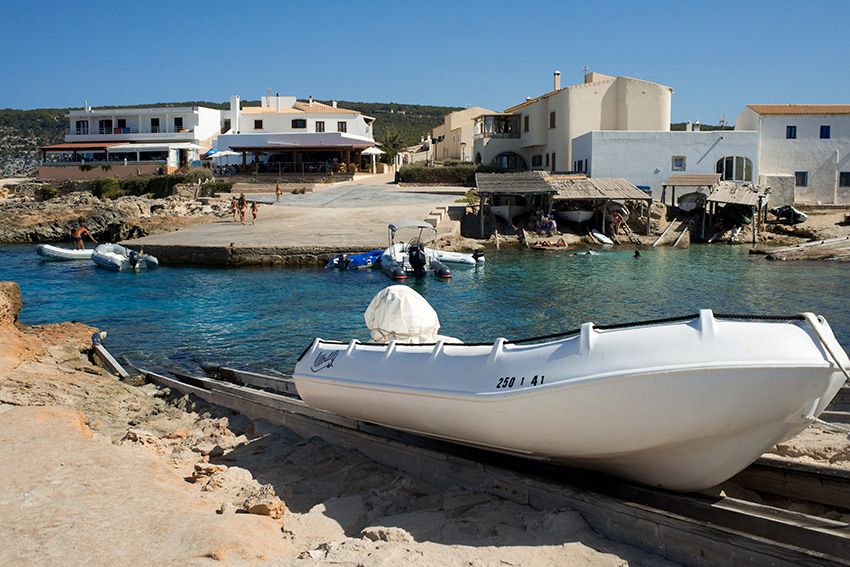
<box><xmin>71</xmin><ymin>225</ymin><xmax>97</xmax><ymax>250</ymax></box>
<box><xmin>275</xmin><ymin>184</ymin><xmax>283</xmax><ymax>203</ymax></box>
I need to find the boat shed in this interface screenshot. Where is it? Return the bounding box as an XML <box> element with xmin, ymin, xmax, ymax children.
<box><xmin>661</xmin><ymin>174</ymin><xmax>721</xmax><ymax>209</ymax></box>
<box><xmin>704</xmin><ymin>181</ymin><xmax>771</xmax><ymax>243</ymax></box>
<box><xmin>550</xmin><ymin>176</ymin><xmax>654</xmax><ymax>235</ymax></box>
<box><xmin>474</xmin><ymin>171</ymin><xmax>558</xmax><ymax>236</ymax></box>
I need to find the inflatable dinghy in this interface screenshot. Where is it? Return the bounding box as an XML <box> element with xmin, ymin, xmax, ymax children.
<box><xmin>36</xmin><ymin>244</ymin><xmax>93</xmax><ymax>261</ymax></box>
<box><xmin>92</xmin><ymin>243</ymin><xmax>159</xmax><ymax>271</ymax></box>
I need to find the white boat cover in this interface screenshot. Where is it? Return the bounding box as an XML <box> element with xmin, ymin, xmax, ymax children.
<box><xmin>364</xmin><ymin>286</ymin><xmax>440</xmax><ymax>344</ymax></box>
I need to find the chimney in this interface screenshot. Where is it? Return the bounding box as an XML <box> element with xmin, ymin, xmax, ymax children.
<box><xmin>693</xmin><ymin>120</ymin><xmax>701</xmax><ymax>132</ymax></box>
<box><xmin>230</xmin><ymin>95</ymin><xmax>241</xmax><ymax>134</ymax></box>
<box><xmin>554</xmin><ymin>70</ymin><xmax>561</xmax><ymax>91</ymax></box>
<box><xmin>685</xmin><ymin>121</ymin><xmax>692</xmax><ymax>132</ymax></box>
<box><xmin>332</xmin><ymin>100</ymin><xmax>337</xmax><ymax>108</ymax></box>
<box><xmin>526</xmin><ymin>96</ymin><xmax>532</xmax><ymax>101</ymax></box>
<box><xmin>275</xmin><ymin>95</ymin><xmax>281</xmax><ymax>112</ymax></box>
<box><xmin>309</xmin><ymin>95</ymin><xmax>313</xmax><ymax>105</ymax></box>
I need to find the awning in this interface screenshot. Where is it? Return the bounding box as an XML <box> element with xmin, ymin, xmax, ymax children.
<box><xmin>106</xmin><ymin>142</ymin><xmax>204</xmax><ymax>152</ymax></box>
<box><xmin>706</xmin><ymin>181</ymin><xmax>769</xmax><ymax>206</ymax></box>
<box><xmin>552</xmin><ymin>177</ymin><xmax>652</xmax><ymax>201</ymax></box>
<box><xmin>662</xmin><ymin>174</ymin><xmax>721</xmax><ymax>187</ymax></box>
<box><xmin>475</xmin><ymin>171</ymin><xmax>557</xmax><ymax>195</ymax></box>
<box><xmin>41</xmin><ymin>142</ymin><xmax>123</xmax><ymax>151</ymax></box>
<box><xmin>362</xmin><ymin>147</ymin><xmax>385</xmax><ymax>156</ymax></box>
<box><xmin>388</xmin><ymin>220</ymin><xmax>437</xmax><ymax>232</ymax></box>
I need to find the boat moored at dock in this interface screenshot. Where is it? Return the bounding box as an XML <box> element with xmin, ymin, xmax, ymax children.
<box><xmin>380</xmin><ymin>221</ymin><xmax>452</xmax><ymax>280</ymax></box>
<box><xmin>294</xmin><ymin>296</ymin><xmax>848</xmax><ymax>491</ymax></box>
<box><xmin>92</xmin><ymin>244</ymin><xmax>159</xmax><ymax>271</ymax></box>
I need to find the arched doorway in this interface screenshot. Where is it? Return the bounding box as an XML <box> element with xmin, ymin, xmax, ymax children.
<box><xmin>493</xmin><ymin>152</ymin><xmax>527</xmax><ymax>171</ymax></box>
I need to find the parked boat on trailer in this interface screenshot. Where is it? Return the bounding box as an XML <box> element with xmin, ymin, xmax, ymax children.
<box><xmin>92</xmin><ymin>244</ymin><xmax>159</xmax><ymax>271</ymax></box>
<box><xmin>294</xmin><ymin>286</ymin><xmax>849</xmax><ymax>491</ymax></box>
<box><xmin>36</xmin><ymin>244</ymin><xmax>93</xmax><ymax>261</ymax></box>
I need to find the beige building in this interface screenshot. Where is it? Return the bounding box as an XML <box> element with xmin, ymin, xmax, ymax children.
<box><xmin>432</xmin><ymin>106</ymin><xmax>495</xmax><ymax>162</ymax></box>
<box><xmin>472</xmin><ymin>71</ymin><xmax>672</xmax><ymax>172</ymax></box>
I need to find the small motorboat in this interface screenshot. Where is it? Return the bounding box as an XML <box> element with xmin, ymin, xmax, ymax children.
<box><xmin>293</xmin><ymin>287</ymin><xmax>849</xmax><ymax>491</ymax></box>
<box><xmin>92</xmin><ymin>243</ymin><xmax>159</xmax><ymax>271</ymax></box>
<box><xmin>380</xmin><ymin>221</ymin><xmax>452</xmax><ymax>280</ymax></box>
<box><xmin>325</xmin><ymin>250</ymin><xmax>385</xmax><ymax>270</ymax></box>
<box><xmin>677</xmin><ymin>192</ymin><xmax>706</xmax><ymax>212</ymax></box>
<box><xmin>556</xmin><ymin>209</ymin><xmax>595</xmax><ymax>224</ymax></box>
<box><xmin>433</xmin><ymin>249</ymin><xmax>485</xmax><ymax>265</ymax></box>
<box><xmin>36</xmin><ymin>244</ymin><xmax>93</xmax><ymax>261</ymax></box>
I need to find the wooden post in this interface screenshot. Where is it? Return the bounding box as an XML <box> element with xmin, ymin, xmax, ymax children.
<box><xmin>752</xmin><ymin>205</ymin><xmax>757</xmax><ymax>245</ymax></box>
<box><xmin>479</xmin><ymin>193</ymin><xmax>485</xmax><ymax>237</ymax></box>
<box><xmin>645</xmin><ymin>200</ymin><xmax>651</xmax><ymax>236</ymax></box>
<box><xmin>701</xmin><ymin>201</ymin><xmax>707</xmax><ymax>240</ymax></box>
<box><xmin>671</xmin><ymin>187</ymin><xmax>676</xmax><ymax>211</ymax></box>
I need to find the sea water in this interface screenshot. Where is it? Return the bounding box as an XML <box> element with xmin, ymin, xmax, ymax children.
<box><xmin>1</xmin><ymin>243</ymin><xmax>847</xmax><ymax>375</ymax></box>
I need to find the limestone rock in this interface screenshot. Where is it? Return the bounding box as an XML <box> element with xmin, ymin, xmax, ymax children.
<box><xmin>360</xmin><ymin>526</ymin><xmax>414</xmax><ymax>543</ymax></box>
<box><xmin>0</xmin><ymin>282</ymin><xmax>22</xmax><ymax>327</ymax></box>
<box><xmin>242</xmin><ymin>484</ymin><xmax>287</xmax><ymax>519</ymax></box>
<box><xmin>202</xmin><ymin>466</ymin><xmax>254</xmax><ymax>492</ymax></box>
<box><xmin>191</xmin><ymin>463</ymin><xmax>227</xmax><ymax>483</ymax></box>
<box><xmin>120</xmin><ymin>428</ymin><xmax>165</xmax><ymax>454</ymax></box>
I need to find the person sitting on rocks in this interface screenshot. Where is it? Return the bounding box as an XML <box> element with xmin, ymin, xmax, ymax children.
<box><xmin>71</xmin><ymin>225</ymin><xmax>97</xmax><ymax>250</ymax></box>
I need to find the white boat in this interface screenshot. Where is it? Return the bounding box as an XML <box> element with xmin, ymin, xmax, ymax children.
<box><xmin>433</xmin><ymin>249</ymin><xmax>485</xmax><ymax>265</ymax></box>
<box><xmin>92</xmin><ymin>243</ymin><xmax>159</xmax><ymax>271</ymax></box>
<box><xmin>293</xmin><ymin>291</ymin><xmax>848</xmax><ymax>491</ymax></box>
<box><xmin>380</xmin><ymin>221</ymin><xmax>452</xmax><ymax>280</ymax></box>
<box><xmin>590</xmin><ymin>229</ymin><xmax>613</xmax><ymax>245</ymax></box>
<box><xmin>556</xmin><ymin>209</ymin><xmax>595</xmax><ymax>224</ymax></box>
<box><xmin>491</xmin><ymin>204</ymin><xmax>528</xmax><ymax>224</ymax></box>
<box><xmin>678</xmin><ymin>192</ymin><xmax>705</xmax><ymax>212</ymax></box>
<box><xmin>36</xmin><ymin>244</ymin><xmax>93</xmax><ymax>261</ymax></box>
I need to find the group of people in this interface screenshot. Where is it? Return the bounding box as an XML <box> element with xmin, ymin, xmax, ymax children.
<box><xmin>230</xmin><ymin>193</ymin><xmax>259</xmax><ymax>225</ymax></box>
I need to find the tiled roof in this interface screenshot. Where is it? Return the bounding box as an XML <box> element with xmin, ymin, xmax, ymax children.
<box><xmin>746</xmin><ymin>104</ymin><xmax>850</xmax><ymax>115</ymax></box>
<box><xmin>475</xmin><ymin>171</ymin><xmax>557</xmax><ymax>194</ymax></box>
<box><xmin>706</xmin><ymin>181</ymin><xmax>769</xmax><ymax>206</ymax></box>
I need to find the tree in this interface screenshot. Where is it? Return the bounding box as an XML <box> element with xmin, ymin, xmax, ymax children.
<box><xmin>379</xmin><ymin>132</ymin><xmax>405</xmax><ymax>165</ymax></box>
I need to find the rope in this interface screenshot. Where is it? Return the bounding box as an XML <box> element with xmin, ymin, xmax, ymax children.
<box><xmin>801</xmin><ymin>312</ymin><xmax>850</xmax><ymax>384</ymax></box>
<box><xmin>810</xmin><ymin>416</ymin><xmax>850</xmax><ymax>434</ymax></box>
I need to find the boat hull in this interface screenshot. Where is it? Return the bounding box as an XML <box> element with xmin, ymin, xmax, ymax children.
<box><xmin>556</xmin><ymin>210</ymin><xmax>594</xmax><ymax>224</ymax></box>
<box><xmin>36</xmin><ymin>244</ymin><xmax>93</xmax><ymax>261</ymax></box>
<box><xmin>92</xmin><ymin>244</ymin><xmax>159</xmax><ymax>271</ymax></box>
<box><xmin>293</xmin><ymin>313</ymin><xmax>847</xmax><ymax>491</ymax></box>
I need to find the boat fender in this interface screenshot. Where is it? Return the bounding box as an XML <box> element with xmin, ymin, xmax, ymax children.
<box><xmin>431</xmin><ymin>260</ymin><xmax>452</xmax><ymax>279</ymax></box>
<box><xmin>472</xmin><ymin>249</ymin><xmax>486</xmax><ymax>262</ymax></box>
<box><xmin>698</xmin><ymin>309</ymin><xmax>717</xmax><ymax>340</ymax></box>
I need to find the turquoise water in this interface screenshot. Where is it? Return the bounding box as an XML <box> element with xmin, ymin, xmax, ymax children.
<box><xmin>1</xmin><ymin>243</ymin><xmax>847</xmax><ymax>375</ymax></box>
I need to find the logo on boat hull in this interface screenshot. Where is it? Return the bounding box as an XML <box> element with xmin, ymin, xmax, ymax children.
<box><xmin>310</xmin><ymin>350</ymin><xmax>339</xmax><ymax>372</ymax></box>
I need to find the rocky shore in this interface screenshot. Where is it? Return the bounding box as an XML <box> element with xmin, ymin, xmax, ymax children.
<box><xmin>0</xmin><ymin>184</ymin><xmax>229</xmax><ymax>244</ymax></box>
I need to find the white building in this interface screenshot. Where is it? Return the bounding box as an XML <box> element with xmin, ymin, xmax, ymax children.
<box><xmin>214</xmin><ymin>95</ymin><xmax>376</xmax><ymax>174</ymax></box>
<box><xmin>39</xmin><ymin>104</ymin><xmax>223</xmax><ymax>179</ymax></box>
<box><xmin>735</xmin><ymin>105</ymin><xmax>850</xmax><ymax>204</ymax></box>
<box><xmin>572</xmin><ymin>129</ymin><xmax>760</xmax><ymax>201</ymax></box>
<box><xmin>472</xmin><ymin>71</ymin><xmax>672</xmax><ymax>172</ymax></box>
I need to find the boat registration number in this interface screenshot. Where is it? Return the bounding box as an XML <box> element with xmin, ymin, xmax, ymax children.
<box><xmin>495</xmin><ymin>375</ymin><xmax>544</xmax><ymax>389</ymax></box>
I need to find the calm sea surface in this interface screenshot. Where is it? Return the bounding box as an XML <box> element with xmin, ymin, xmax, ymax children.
<box><xmin>1</xmin><ymin>244</ymin><xmax>847</xmax><ymax>375</ymax></box>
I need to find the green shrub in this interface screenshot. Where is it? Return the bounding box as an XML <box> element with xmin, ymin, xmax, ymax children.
<box><xmin>198</xmin><ymin>181</ymin><xmax>233</xmax><ymax>197</ymax></box>
<box><xmin>181</xmin><ymin>168</ymin><xmax>213</xmax><ymax>183</ymax></box>
<box><xmin>90</xmin><ymin>178</ymin><xmax>121</xmax><ymax>198</ymax></box>
<box><xmin>120</xmin><ymin>177</ymin><xmax>150</xmax><ymax>196</ymax></box>
<box><xmin>36</xmin><ymin>185</ymin><xmax>59</xmax><ymax>201</ymax></box>
<box><xmin>398</xmin><ymin>164</ymin><xmax>476</xmax><ymax>186</ymax></box>
<box><xmin>79</xmin><ymin>164</ymin><xmax>94</xmax><ymax>171</ymax></box>
<box><xmin>100</xmin><ymin>164</ymin><xmax>112</xmax><ymax>171</ymax></box>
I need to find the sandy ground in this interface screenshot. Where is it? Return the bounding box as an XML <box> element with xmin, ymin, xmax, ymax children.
<box><xmin>0</xmin><ymin>281</ymin><xmax>678</xmax><ymax>566</ymax></box>
<box><xmin>127</xmin><ymin>175</ymin><xmax>463</xmax><ymax>250</ymax></box>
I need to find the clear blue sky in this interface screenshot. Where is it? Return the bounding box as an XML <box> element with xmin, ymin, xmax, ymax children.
<box><xmin>2</xmin><ymin>0</ymin><xmax>848</xmax><ymax>123</ymax></box>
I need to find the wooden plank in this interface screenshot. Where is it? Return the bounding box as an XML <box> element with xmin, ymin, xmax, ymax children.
<box><xmin>652</xmin><ymin>217</ymin><xmax>678</xmax><ymax>247</ymax></box>
<box><xmin>91</xmin><ymin>344</ymin><xmax>130</xmax><ymax>379</ymax></box>
<box><xmin>217</xmin><ymin>367</ymin><xmax>299</xmax><ymax>397</ymax></box>
<box><xmin>733</xmin><ymin>458</ymin><xmax>850</xmax><ymax>510</ymax></box>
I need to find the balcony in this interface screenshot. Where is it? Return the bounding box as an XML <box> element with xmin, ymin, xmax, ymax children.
<box><xmin>65</xmin><ymin>125</ymin><xmax>195</xmax><ymax>142</ymax></box>
<box><xmin>474</xmin><ymin>115</ymin><xmax>521</xmax><ymax>139</ymax></box>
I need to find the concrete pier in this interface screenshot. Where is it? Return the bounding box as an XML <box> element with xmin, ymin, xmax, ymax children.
<box><xmin>124</xmin><ymin>175</ymin><xmax>465</xmax><ymax>266</ymax></box>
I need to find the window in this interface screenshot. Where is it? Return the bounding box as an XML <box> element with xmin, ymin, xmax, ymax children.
<box><xmin>545</xmin><ymin>154</ymin><xmax>550</xmax><ymax>167</ymax></box>
<box><xmin>786</xmin><ymin>125</ymin><xmax>796</xmax><ymax>139</ymax></box>
<box><xmin>715</xmin><ymin>156</ymin><xmax>753</xmax><ymax>181</ymax></box>
<box><xmin>820</xmin><ymin>125</ymin><xmax>831</xmax><ymax>139</ymax></box>
<box><xmin>75</xmin><ymin>120</ymin><xmax>88</xmax><ymax>135</ymax></box>
<box><xmin>151</xmin><ymin>118</ymin><xmax>160</xmax><ymax>133</ymax></box>
<box><xmin>584</xmin><ymin>159</ymin><xmax>588</xmax><ymax>173</ymax></box>
<box><xmin>523</xmin><ymin>115</ymin><xmax>529</xmax><ymax>132</ymax></box>
<box><xmin>551</xmin><ymin>153</ymin><xmax>556</xmax><ymax>171</ymax></box>
<box><xmin>795</xmin><ymin>171</ymin><xmax>808</xmax><ymax>187</ymax></box>
<box><xmin>315</xmin><ymin>121</ymin><xmax>325</xmax><ymax>133</ymax></box>
<box><xmin>481</xmin><ymin>115</ymin><xmax>520</xmax><ymax>138</ymax></box>
<box><xmin>671</xmin><ymin>155</ymin><xmax>686</xmax><ymax>171</ymax></box>
<box><xmin>532</xmin><ymin>155</ymin><xmax>543</xmax><ymax>167</ymax></box>
<box><xmin>840</xmin><ymin>172</ymin><xmax>850</xmax><ymax>187</ymax></box>
<box><xmin>337</xmin><ymin>121</ymin><xmax>347</xmax><ymax>133</ymax></box>
<box><xmin>253</xmin><ymin>120</ymin><xmax>263</xmax><ymax>129</ymax></box>
<box><xmin>221</xmin><ymin>119</ymin><xmax>230</xmax><ymax>134</ymax></box>
<box><xmin>291</xmin><ymin>119</ymin><xmax>306</xmax><ymax>129</ymax></box>
<box><xmin>116</xmin><ymin>118</ymin><xmax>126</xmax><ymax>129</ymax></box>
<box><xmin>493</xmin><ymin>152</ymin><xmax>527</xmax><ymax>170</ymax></box>
<box><xmin>549</xmin><ymin>111</ymin><xmax>556</xmax><ymax>129</ymax></box>
<box><xmin>98</xmin><ymin>119</ymin><xmax>112</xmax><ymax>134</ymax></box>
<box><xmin>174</xmin><ymin>117</ymin><xmax>183</xmax><ymax>131</ymax></box>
